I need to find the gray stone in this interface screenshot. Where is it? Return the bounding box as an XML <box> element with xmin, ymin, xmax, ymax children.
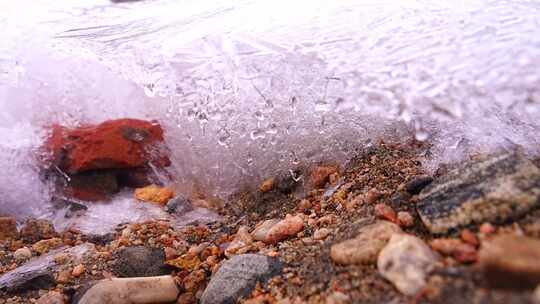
<box><xmin>0</xmin><ymin>243</ymin><xmax>95</xmax><ymax>292</ymax></box>
<box><xmin>416</xmin><ymin>152</ymin><xmax>540</xmax><ymax>234</ymax></box>
<box><xmin>201</xmin><ymin>254</ymin><xmax>282</xmax><ymax>304</ymax></box>
<box><xmin>165</xmin><ymin>195</ymin><xmax>194</xmax><ymax>215</ymax></box>
<box><xmin>112</xmin><ymin>246</ymin><xmax>168</xmax><ymax>278</ymax></box>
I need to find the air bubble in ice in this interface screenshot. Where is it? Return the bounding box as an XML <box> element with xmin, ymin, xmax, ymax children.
<box><xmin>250</xmin><ymin>129</ymin><xmax>265</xmax><ymax>140</ymax></box>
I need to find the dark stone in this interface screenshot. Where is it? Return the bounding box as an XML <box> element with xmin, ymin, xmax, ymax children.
<box><xmin>389</xmin><ymin>192</ymin><xmax>412</xmax><ymax>209</ymax></box>
<box><xmin>275</xmin><ymin>170</ymin><xmax>301</xmax><ymax>194</ymax></box>
<box><xmin>84</xmin><ymin>233</ymin><xmax>115</xmax><ymax>246</ymax></box>
<box><xmin>166</xmin><ymin>195</ymin><xmax>194</xmax><ymax>214</ymax></box>
<box><xmin>70</xmin><ymin>282</ymin><xmax>97</xmax><ymax>304</ymax></box>
<box><xmin>416</xmin><ymin>152</ymin><xmax>540</xmax><ymax>234</ymax></box>
<box><xmin>115</xmin><ymin>167</ymin><xmax>155</xmax><ymax>188</ymax></box>
<box><xmin>64</xmin><ymin>170</ymin><xmax>119</xmax><ymax>202</ymax></box>
<box><xmin>404</xmin><ymin>175</ymin><xmax>433</xmax><ymax>195</ymax></box>
<box><xmin>200</xmin><ymin>254</ymin><xmax>282</xmax><ymax>304</ymax></box>
<box><xmin>112</xmin><ymin>246</ymin><xmax>169</xmax><ymax>277</ymax></box>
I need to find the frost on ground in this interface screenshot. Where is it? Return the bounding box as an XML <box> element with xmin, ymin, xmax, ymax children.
<box><xmin>0</xmin><ymin>0</ymin><xmax>539</xmax><ymax>226</ymax></box>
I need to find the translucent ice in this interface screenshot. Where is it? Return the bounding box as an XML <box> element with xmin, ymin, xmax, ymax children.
<box><xmin>0</xmin><ymin>0</ymin><xmax>539</xmax><ymax>227</ymax></box>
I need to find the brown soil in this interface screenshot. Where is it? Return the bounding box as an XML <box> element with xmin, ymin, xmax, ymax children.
<box><xmin>1</xmin><ymin>141</ymin><xmax>539</xmax><ymax>303</ymax></box>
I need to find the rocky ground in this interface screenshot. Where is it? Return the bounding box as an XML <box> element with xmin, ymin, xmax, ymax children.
<box><xmin>2</xmin><ymin>140</ymin><xmax>540</xmax><ymax>303</ymax></box>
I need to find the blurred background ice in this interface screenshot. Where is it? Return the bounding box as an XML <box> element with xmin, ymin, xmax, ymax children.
<box><xmin>1</xmin><ymin>0</ymin><xmax>540</xmax><ymax>222</ymax></box>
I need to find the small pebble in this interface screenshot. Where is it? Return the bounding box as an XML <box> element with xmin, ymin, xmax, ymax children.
<box><xmin>378</xmin><ymin>234</ymin><xmax>440</xmax><ymax>296</ymax></box>
<box><xmin>366</xmin><ymin>188</ymin><xmax>382</xmax><ymax>204</ymax></box>
<box><xmin>479</xmin><ymin>222</ymin><xmax>496</xmax><ymax>235</ymax></box>
<box><xmin>13</xmin><ymin>247</ymin><xmax>32</xmax><ymax>261</ymax></box>
<box><xmin>460</xmin><ymin>229</ymin><xmax>479</xmax><ymax>247</ymax></box>
<box><xmin>259</xmin><ymin>178</ymin><xmax>275</xmax><ymax>193</ymax></box>
<box><xmin>297</xmin><ymin>199</ymin><xmax>312</xmax><ymax>212</ymax></box>
<box><xmin>374</xmin><ymin>204</ymin><xmax>397</xmax><ymax>223</ymax></box>
<box><xmin>56</xmin><ymin>269</ymin><xmax>71</xmax><ymax>284</ymax></box>
<box><xmin>397</xmin><ymin>211</ymin><xmax>414</xmax><ymax>228</ymax></box>
<box><xmin>72</xmin><ymin>264</ymin><xmax>85</xmax><ymax>277</ymax></box>
<box><xmin>331</xmin><ymin>221</ymin><xmax>402</xmax><ymax>265</ymax></box>
<box><xmin>264</xmin><ymin>215</ymin><xmax>304</xmax><ymax>244</ymax></box>
<box><xmin>313</xmin><ymin>228</ymin><xmax>331</xmax><ymax>240</ymax></box>
<box><xmin>36</xmin><ymin>290</ymin><xmax>65</xmax><ymax>304</ymax></box>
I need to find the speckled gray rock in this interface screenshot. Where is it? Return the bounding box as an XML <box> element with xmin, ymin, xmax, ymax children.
<box><xmin>0</xmin><ymin>243</ymin><xmax>95</xmax><ymax>292</ymax></box>
<box><xmin>201</xmin><ymin>254</ymin><xmax>282</xmax><ymax>304</ymax></box>
<box><xmin>112</xmin><ymin>246</ymin><xmax>168</xmax><ymax>278</ymax></box>
<box><xmin>165</xmin><ymin>195</ymin><xmax>194</xmax><ymax>214</ymax></box>
<box><xmin>416</xmin><ymin>152</ymin><xmax>540</xmax><ymax>234</ymax></box>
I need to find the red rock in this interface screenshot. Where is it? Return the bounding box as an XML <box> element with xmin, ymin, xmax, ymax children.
<box><xmin>460</xmin><ymin>229</ymin><xmax>479</xmax><ymax>247</ymax></box>
<box><xmin>430</xmin><ymin>238</ymin><xmax>461</xmax><ymax>256</ymax></box>
<box><xmin>453</xmin><ymin>243</ymin><xmax>477</xmax><ymax>263</ymax></box>
<box><xmin>296</xmin><ymin>199</ymin><xmax>312</xmax><ymax>212</ymax></box>
<box><xmin>0</xmin><ymin>217</ymin><xmax>18</xmax><ymax>241</ymax></box>
<box><xmin>42</xmin><ymin>119</ymin><xmax>170</xmax><ymax>201</ymax></box>
<box><xmin>43</xmin><ymin>119</ymin><xmax>169</xmax><ymax>174</ymax></box>
<box><xmin>479</xmin><ymin>222</ymin><xmax>496</xmax><ymax>235</ymax></box>
<box><xmin>310</xmin><ymin>165</ymin><xmax>338</xmax><ymax>189</ymax></box>
<box><xmin>265</xmin><ymin>215</ymin><xmax>304</xmax><ymax>244</ymax></box>
<box><xmin>366</xmin><ymin>188</ymin><xmax>382</xmax><ymax>204</ymax></box>
<box><xmin>374</xmin><ymin>204</ymin><xmax>397</xmax><ymax>223</ymax></box>
<box><xmin>430</xmin><ymin>238</ymin><xmax>477</xmax><ymax>263</ymax></box>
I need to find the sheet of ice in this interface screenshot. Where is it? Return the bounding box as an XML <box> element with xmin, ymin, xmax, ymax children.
<box><xmin>52</xmin><ymin>192</ymin><xmax>221</xmax><ymax>235</ymax></box>
<box><xmin>0</xmin><ymin>0</ymin><xmax>539</xmax><ymax>227</ymax></box>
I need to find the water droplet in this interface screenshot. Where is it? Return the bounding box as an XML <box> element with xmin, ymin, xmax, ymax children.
<box><xmin>290</xmin><ymin>151</ymin><xmax>300</xmax><ymax>165</ymax></box>
<box><xmin>289</xmin><ymin>169</ymin><xmax>303</xmax><ymax>182</ymax></box>
<box><xmin>197</xmin><ymin>112</ymin><xmax>208</xmax><ymax>124</ymax></box>
<box><xmin>250</xmin><ymin>129</ymin><xmax>265</xmax><ymax>140</ymax></box>
<box><xmin>290</xmin><ymin>96</ymin><xmax>298</xmax><ymax>113</ymax></box>
<box><xmin>187</xmin><ymin>109</ymin><xmax>196</xmax><ymax>121</ymax></box>
<box><xmin>254</xmin><ymin>111</ymin><xmax>264</xmax><ymax>121</ymax></box>
<box><xmin>413</xmin><ymin>121</ymin><xmax>429</xmax><ymax>141</ymax></box>
<box><xmin>217</xmin><ymin>128</ymin><xmax>231</xmax><ymax>147</ymax></box>
<box><xmin>415</xmin><ymin>130</ymin><xmax>429</xmax><ymax>141</ymax></box>
<box><xmin>144</xmin><ymin>84</ymin><xmax>156</xmax><ymax>97</ymax></box>
<box><xmin>315</xmin><ymin>100</ymin><xmax>331</xmax><ymax>112</ymax></box>
<box><xmin>266</xmin><ymin>123</ymin><xmax>278</xmax><ymax>134</ymax></box>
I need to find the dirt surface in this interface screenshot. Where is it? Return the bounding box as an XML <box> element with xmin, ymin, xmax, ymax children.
<box><xmin>1</xmin><ymin>141</ymin><xmax>540</xmax><ymax>303</ymax></box>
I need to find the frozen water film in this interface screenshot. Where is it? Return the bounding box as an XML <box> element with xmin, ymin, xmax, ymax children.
<box><xmin>1</xmin><ymin>0</ymin><xmax>540</xmax><ymax>226</ymax></box>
